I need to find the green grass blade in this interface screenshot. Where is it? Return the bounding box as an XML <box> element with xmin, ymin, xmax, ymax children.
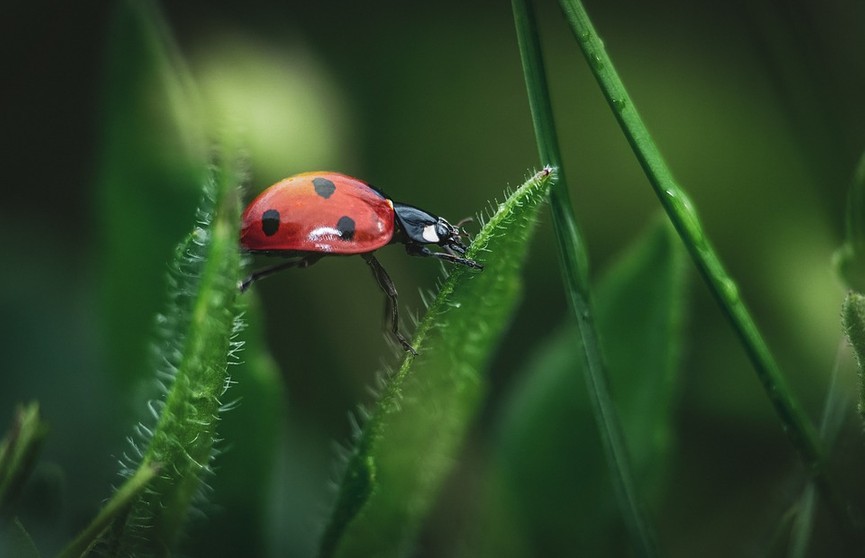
<box><xmin>471</xmin><ymin>218</ymin><xmax>687</xmax><ymax>556</ymax></box>
<box><xmin>184</xmin><ymin>294</ymin><xmax>288</xmax><ymax>557</ymax></box>
<box><xmin>512</xmin><ymin>0</ymin><xmax>658</xmax><ymax>555</ymax></box>
<box><xmin>555</xmin><ymin>0</ymin><xmax>853</xmax><ymax>532</ymax></box>
<box><xmin>85</xmin><ymin>1</ymin><xmax>253</xmax><ymax>553</ymax></box>
<box><xmin>104</xmin><ymin>150</ymin><xmax>244</xmax><ymax>556</ymax></box>
<box><xmin>318</xmin><ymin>168</ymin><xmax>556</xmax><ymax>558</ymax></box>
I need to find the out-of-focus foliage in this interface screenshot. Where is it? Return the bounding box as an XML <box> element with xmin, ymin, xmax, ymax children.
<box><xmin>468</xmin><ymin>218</ymin><xmax>686</xmax><ymax>556</ymax></box>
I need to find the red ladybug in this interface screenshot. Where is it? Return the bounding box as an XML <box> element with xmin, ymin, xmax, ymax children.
<box><xmin>240</xmin><ymin>171</ymin><xmax>482</xmax><ymax>354</ymax></box>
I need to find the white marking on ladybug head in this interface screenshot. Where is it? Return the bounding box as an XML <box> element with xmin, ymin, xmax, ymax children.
<box><xmin>422</xmin><ymin>224</ymin><xmax>440</xmax><ymax>243</ymax></box>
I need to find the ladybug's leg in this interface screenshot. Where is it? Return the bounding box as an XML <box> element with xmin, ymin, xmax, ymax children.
<box><xmin>361</xmin><ymin>253</ymin><xmax>418</xmax><ymax>356</ymax></box>
<box><xmin>404</xmin><ymin>244</ymin><xmax>483</xmax><ymax>270</ymax></box>
<box><xmin>240</xmin><ymin>254</ymin><xmax>323</xmax><ymax>292</ymax></box>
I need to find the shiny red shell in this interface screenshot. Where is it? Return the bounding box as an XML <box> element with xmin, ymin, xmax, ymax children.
<box><xmin>240</xmin><ymin>172</ymin><xmax>395</xmax><ymax>255</ymax></box>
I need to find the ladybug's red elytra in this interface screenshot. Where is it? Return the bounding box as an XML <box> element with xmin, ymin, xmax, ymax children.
<box><xmin>240</xmin><ymin>171</ymin><xmax>482</xmax><ymax>354</ymax></box>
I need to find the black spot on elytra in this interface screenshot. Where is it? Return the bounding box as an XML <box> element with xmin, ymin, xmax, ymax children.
<box><xmin>261</xmin><ymin>209</ymin><xmax>280</xmax><ymax>236</ymax></box>
<box><xmin>336</xmin><ymin>216</ymin><xmax>355</xmax><ymax>241</ymax></box>
<box><xmin>313</xmin><ymin>177</ymin><xmax>336</xmax><ymax>199</ymax></box>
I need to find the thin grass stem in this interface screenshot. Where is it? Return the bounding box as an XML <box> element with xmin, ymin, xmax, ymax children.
<box><xmin>556</xmin><ymin>0</ymin><xmax>860</xmax><ymax>541</ymax></box>
<box><xmin>512</xmin><ymin>1</ymin><xmax>658</xmax><ymax>555</ymax></box>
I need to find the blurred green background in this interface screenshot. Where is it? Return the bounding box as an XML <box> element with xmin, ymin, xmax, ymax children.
<box><xmin>3</xmin><ymin>0</ymin><xmax>865</xmax><ymax>555</ymax></box>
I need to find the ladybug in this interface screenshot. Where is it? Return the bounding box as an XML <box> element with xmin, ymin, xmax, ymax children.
<box><xmin>240</xmin><ymin>171</ymin><xmax>482</xmax><ymax>354</ymax></box>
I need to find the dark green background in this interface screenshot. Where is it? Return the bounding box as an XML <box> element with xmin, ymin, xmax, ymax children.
<box><xmin>3</xmin><ymin>0</ymin><xmax>864</xmax><ymax>555</ymax></box>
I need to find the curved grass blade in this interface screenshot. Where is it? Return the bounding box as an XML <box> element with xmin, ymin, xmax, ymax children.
<box><xmin>512</xmin><ymin>0</ymin><xmax>658</xmax><ymax>554</ymax></box>
<box><xmin>184</xmin><ymin>294</ymin><xmax>288</xmax><ymax>557</ymax></box>
<box><xmin>97</xmin><ymin>150</ymin><xmax>244</xmax><ymax>556</ymax></box>
<box><xmin>555</xmin><ymin>0</ymin><xmax>861</xmax><ymax>540</ymax></box>
<box><xmin>318</xmin><ymin>167</ymin><xmax>556</xmax><ymax>558</ymax></box>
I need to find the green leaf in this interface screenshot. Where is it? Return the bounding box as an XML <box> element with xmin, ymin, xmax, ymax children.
<box><xmin>318</xmin><ymin>167</ymin><xmax>556</xmax><ymax>558</ymax></box>
<box><xmin>472</xmin><ymin>218</ymin><xmax>687</xmax><ymax>556</ymax></box>
<box><xmin>595</xmin><ymin>220</ymin><xmax>686</xmax><ymax>489</ymax></box>
<box><xmin>0</xmin><ymin>403</ymin><xmax>48</xmax><ymax>521</ymax></box>
<box><xmin>100</xmin><ymin>149</ymin><xmax>244</xmax><ymax>556</ymax></box>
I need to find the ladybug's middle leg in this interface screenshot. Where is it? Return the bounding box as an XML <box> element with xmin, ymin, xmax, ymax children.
<box><xmin>240</xmin><ymin>253</ymin><xmax>323</xmax><ymax>292</ymax></box>
<box><xmin>362</xmin><ymin>253</ymin><xmax>418</xmax><ymax>355</ymax></box>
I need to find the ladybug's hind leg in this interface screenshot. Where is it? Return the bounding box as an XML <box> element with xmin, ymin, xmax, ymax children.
<box><xmin>240</xmin><ymin>254</ymin><xmax>323</xmax><ymax>292</ymax></box>
<box><xmin>361</xmin><ymin>253</ymin><xmax>418</xmax><ymax>356</ymax></box>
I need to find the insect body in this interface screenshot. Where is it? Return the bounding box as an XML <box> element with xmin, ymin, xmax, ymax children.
<box><xmin>240</xmin><ymin>172</ymin><xmax>482</xmax><ymax>354</ymax></box>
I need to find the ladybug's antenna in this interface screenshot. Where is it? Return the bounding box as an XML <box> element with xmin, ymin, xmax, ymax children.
<box><xmin>454</xmin><ymin>216</ymin><xmax>474</xmax><ymax>231</ymax></box>
<box><xmin>453</xmin><ymin>216</ymin><xmax>477</xmax><ymax>241</ymax></box>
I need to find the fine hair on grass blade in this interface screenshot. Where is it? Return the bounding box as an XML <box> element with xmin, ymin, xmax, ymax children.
<box><xmin>512</xmin><ymin>0</ymin><xmax>659</xmax><ymax>555</ymax></box>
<box><xmin>79</xmin><ymin>151</ymin><xmax>245</xmax><ymax>556</ymax></box>
<box><xmin>318</xmin><ymin>168</ymin><xmax>556</xmax><ymax>558</ymax></box>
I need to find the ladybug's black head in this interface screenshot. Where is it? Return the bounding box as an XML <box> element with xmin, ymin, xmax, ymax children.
<box><xmin>393</xmin><ymin>203</ymin><xmax>468</xmax><ymax>253</ymax></box>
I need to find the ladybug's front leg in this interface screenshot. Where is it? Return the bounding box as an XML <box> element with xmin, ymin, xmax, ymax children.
<box><xmin>404</xmin><ymin>244</ymin><xmax>483</xmax><ymax>270</ymax></box>
<box><xmin>361</xmin><ymin>253</ymin><xmax>418</xmax><ymax>355</ymax></box>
